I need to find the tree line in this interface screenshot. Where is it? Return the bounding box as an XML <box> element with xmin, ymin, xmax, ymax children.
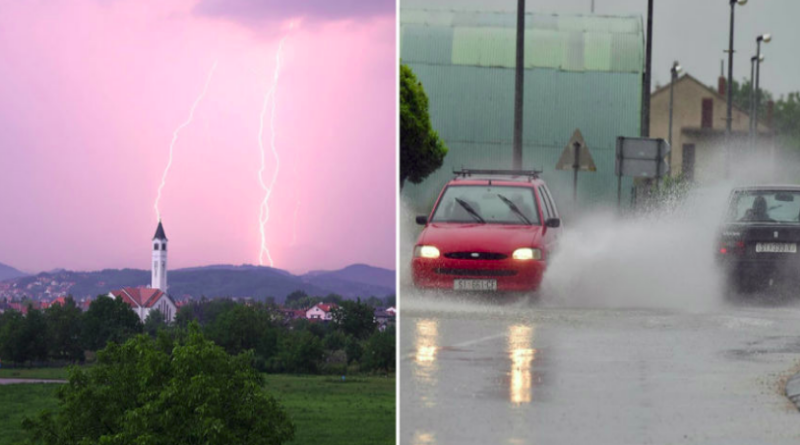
<box><xmin>0</xmin><ymin>294</ymin><xmax>395</xmax><ymax>375</ymax></box>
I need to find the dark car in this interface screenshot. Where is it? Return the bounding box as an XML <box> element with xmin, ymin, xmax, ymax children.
<box><xmin>717</xmin><ymin>185</ymin><xmax>800</xmax><ymax>294</ymax></box>
<box><xmin>412</xmin><ymin>169</ymin><xmax>562</xmax><ymax>294</ymax></box>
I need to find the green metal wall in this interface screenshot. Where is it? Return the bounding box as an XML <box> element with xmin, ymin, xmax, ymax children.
<box><xmin>401</xmin><ymin>10</ymin><xmax>644</xmax><ymax>214</ymax></box>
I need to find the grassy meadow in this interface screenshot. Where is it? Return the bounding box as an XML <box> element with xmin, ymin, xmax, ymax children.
<box><xmin>0</xmin><ymin>371</ymin><xmax>395</xmax><ymax>445</ymax></box>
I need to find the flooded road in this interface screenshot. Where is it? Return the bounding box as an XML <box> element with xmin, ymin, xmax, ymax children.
<box><xmin>400</xmin><ymin>297</ymin><xmax>800</xmax><ymax>445</ymax></box>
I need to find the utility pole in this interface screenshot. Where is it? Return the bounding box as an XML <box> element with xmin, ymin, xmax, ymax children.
<box><xmin>512</xmin><ymin>0</ymin><xmax>525</xmax><ymax>169</ymax></box>
<box><xmin>725</xmin><ymin>0</ymin><xmax>746</xmax><ymax>179</ymax></box>
<box><xmin>572</xmin><ymin>141</ymin><xmax>580</xmax><ymax>202</ymax></box>
<box><xmin>754</xmin><ymin>34</ymin><xmax>771</xmax><ymax>143</ymax></box>
<box><xmin>642</xmin><ymin>0</ymin><xmax>653</xmax><ymax>137</ymax></box>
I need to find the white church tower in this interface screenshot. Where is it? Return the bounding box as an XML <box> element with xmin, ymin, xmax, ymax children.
<box><xmin>151</xmin><ymin>220</ymin><xmax>168</xmax><ymax>292</ymax></box>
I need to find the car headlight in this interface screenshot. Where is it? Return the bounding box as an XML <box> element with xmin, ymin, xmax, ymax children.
<box><xmin>414</xmin><ymin>245</ymin><xmax>440</xmax><ymax>259</ymax></box>
<box><xmin>512</xmin><ymin>248</ymin><xmax>541</xmax><ymax>260</ymax></box>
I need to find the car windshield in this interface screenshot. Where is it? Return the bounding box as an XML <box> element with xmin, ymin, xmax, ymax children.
<box><xmin>728</xmin><ymin>190</ymin><xmax>800</xmax><ymax>224</ymax></box>
<box><xmin>431</xmin><ymin>185</ymin><xmax>541</xmax><ymax>225</ymax></box>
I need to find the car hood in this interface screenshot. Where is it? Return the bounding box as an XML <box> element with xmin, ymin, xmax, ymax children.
<box><xmin>417</xmin><ymin>223</ymin><xmax>543</xmax><ymax>254</ymax></box>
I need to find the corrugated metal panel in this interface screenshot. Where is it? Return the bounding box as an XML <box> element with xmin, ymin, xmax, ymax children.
<box><xmin>405</xmin><ymin>12</ymin><xmax>642</xmax><ymax>73</ymax></box>
<box><xmin>400</xmin><ymin>10</ymin><xmax>643</xmax><ymax>213</ymax></box>
<box><xmin>401</xmin><ymin>25</ymin><xmax>453</xmax><ymax>65</ymax></box>
<box><xmin>402</xmin><ymin>65</ymin><xmax>640</xmax><ymax>211</ymax></box>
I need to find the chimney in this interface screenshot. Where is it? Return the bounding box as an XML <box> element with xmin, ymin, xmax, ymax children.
<box><xmin>717</xmin><ymin>76</ymin><xmax>726</xmax><ymax>96</ymax></box>
<box><xmin>766</xmin><ymin>100</ymin><xmax>775</xmax><ymax>128</ymax></box>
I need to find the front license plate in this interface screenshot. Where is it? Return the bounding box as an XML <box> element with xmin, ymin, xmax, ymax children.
<box><xmin>453</xmin><ymin>279</ymin><xmax>497</xmax><ymax>291</ymax></box>
<box><xmin>756</xmin><ymin>242</ymin><xmax>797</xmax><ymax>253</ymax></box>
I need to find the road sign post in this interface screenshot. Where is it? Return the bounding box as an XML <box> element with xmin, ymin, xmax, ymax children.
<box><xmin>556</xmin><ymin>129</ymin><xmax>597</xmax><ymax>203</ymax></box>
<box><xmin>615</xmin><ymin>136</ymin><xmax>670</xmax><ymax>208</ymax></box>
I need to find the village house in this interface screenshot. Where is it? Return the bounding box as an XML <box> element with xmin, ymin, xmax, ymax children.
<box><xmin>305</xmin><ymin>303</ymin><xmax>336</xmax><ymax>321</ymax></box>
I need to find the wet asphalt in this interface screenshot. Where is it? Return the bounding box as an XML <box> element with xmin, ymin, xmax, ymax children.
<box><xmin>400</xmin><ymin>296</ymin><xmax>800</xmax><ymax>445</ymax></box>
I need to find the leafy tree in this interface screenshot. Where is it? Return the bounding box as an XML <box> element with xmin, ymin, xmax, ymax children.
<box><xmin>323</xmin><ymin>330</ymin><xmax>347</xmax><ymax>351</ymax></box>
<box><xmin>331</xmin><ymin>299</ymin><xmax>377</xmax><ymax>340</ymax></box>
<box><xmin>774</xmin><ymin>92</ymin><xmax>800</xmax><ymax>152</ymax></box>
<box><xmin>284</xmin><ymin>290</ymin><xmax>308</xmax><ymax>307</ymax></box>
<box><xmin>143</xmin><ymin>309</ymin><xmax>168</xmax><ymax>338</ymax></box>
<box><xmin>44</xmin><ymin>297</ymin><xmax>84</xmax><ymax>362</ymax></box>
<box><xmin>82</xmin><ymin>295</ymin><xmax>142</xmax><ymax>350</ymax></box>
<box><xmin>362</xmin><ymin>329</ymin><xmax>395</xmax><ymax>374</ymax></box>
<box><xmin>0</xmin><ymin>310</ymin><xmax>27</xmax><ymax>364</ymax></box>
<box><xmin>727</xmin><ymin>78</ymin><xmax>800</xmax><ymax>151</ymax></box>
<box><xmin>400</xmin><ymin>63</ymin><xmax>448</xmax><ymax>188</ymax></box>
<box><xmin>204</xmin><ymin>303</ymin><xmax>279</xmax><ymax>360</ymax></box>
<box><xmin>383</xmin><ymin>295</ymin><xmax>396</xmax><ymax>308</ymax></box>
<box><xmin>728</xmin><ymin>77</ymin><xmax>773</xmax><ymax>121</ymax></box>
<box><xmin>364</xmin><ymin>296</ymin><xmax>384</xmax><ymax>308</ymax></box>
<box><xmin>321</xmin><ymin>294</ymin><xmax>344</xmax><ymax>305</ymax></box>
<box><xmin>278</xmin><ymin>330</ymin><xmax>324</xmax><ymax>374</ymax></box>
<box><xmin>284</xmin><ymin>295</ymin><xmax>321</xmax><ymax>310</ymax></box>
<box><xmin>174</xmin><ymin>298</ymin><xmax>237</xmax><ymax>328</ymax></box>
<box><xmin>344</xmin><ymin>335</ymin><xmax>363</xmax><ymax>364</ymax></box>
<box><xmin>21</xmin><ymin>307</ymin><xmax>49</xmax><ymax>363</ymax></box>
<box><xmin>22</xmin><ymin>325</ymin><xmax>295</xmax><ymax>445</ymax></box>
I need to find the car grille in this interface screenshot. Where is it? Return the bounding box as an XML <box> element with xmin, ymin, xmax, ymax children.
<box><xmin>435</xmin><ymin>268</ymin><xmax>517</xmax><ymax>277</ymax></box>
<box><xmin>444</xmin><ymin>252</ymin><xmax>508</xmax><ymax>260</ymax></box>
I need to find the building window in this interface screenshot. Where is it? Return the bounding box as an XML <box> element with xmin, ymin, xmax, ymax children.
<box><xmin>701</xmin><ymin>98</ymin><xmax>713</xmax><ymax>129</ymax></box>
<box><xmin>154</xmin><ymin>243</ymin><xmax>159</xmax><ymax>251</ymax></box>
<box><xmin>162</xmin><ymin>243</ymin><xmax>167</xmax><ymax>251</ymax></box>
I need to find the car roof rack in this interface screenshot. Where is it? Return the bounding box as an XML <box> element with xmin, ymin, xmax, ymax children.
<box><xmin>452</xmin><ymin>168</ymin><xmax>542</xmax><ymax>180</ymax></box>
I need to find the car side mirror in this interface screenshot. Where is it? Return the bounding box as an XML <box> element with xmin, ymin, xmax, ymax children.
<box><xmin>545</xmin><ymin>218</ymin><xmax>561</xmax><ymax>228</ymax></box>
<box><xmin>416</xmin><ymin>215</ymin><xmax>428</xmax><ymax>225</ymax></box>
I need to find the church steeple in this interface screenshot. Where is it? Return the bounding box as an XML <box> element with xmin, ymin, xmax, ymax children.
<box><xmin>153</xmin><ymin>220</ymin><xmax>167</xmax><ymax>241</ymax></box>
<box><xmin>151</xmin><ymin>220</ymin><xmax>168</xmax><ymax>292</ymax></box>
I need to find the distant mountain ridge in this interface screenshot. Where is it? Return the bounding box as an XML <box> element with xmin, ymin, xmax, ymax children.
<box><xmin>0</xmin><ymin>262</ymin><xmax>27</xmax><ymax>281</ymax></box>
<box><xmin>0</xmin><ymin>263</ymin><xmax>395</xmax><ymax>302</ymax></box>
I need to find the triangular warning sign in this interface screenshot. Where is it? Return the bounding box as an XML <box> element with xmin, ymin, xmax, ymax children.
<box><xmin>556</xmin><ymin>129</ymin><xmax>597</xmax><ymax>172</ymax></box>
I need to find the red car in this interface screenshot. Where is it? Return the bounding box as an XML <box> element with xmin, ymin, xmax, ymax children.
<box><xmin>412</xmin><ymin>169</ymin><xmax>562</xmax><ymax>294</ymax></box>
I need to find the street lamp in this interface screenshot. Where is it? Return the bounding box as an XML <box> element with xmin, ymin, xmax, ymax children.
<box><xmin>749</xmin><ymin>53</ymin><xmax>764</xmax><ymax>139</ymax></box>
<box><xmin>754</xmin><ymin>33</ymin><xmax>771</xmax><ymax>141</ymax></box>
<box><xmin>668</xmin><ymin>61</ymin><xmax>681</xmax><ymax>173</ymax></box>
<box><xmin>725</xmin><ymin>0</ymin><xmax>747</xmax><ymax>178</ymax></box>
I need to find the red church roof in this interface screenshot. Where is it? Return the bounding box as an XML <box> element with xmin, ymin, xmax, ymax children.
<box><xmin>111</xmin><ymin>287</ymin><xmax>165</xmax><ymax>309</ymax></box>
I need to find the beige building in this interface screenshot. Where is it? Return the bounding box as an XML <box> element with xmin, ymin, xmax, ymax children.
<box><xmin>649</xmin><ymin>73</ymin><xmax>773</xmax><ymax>183</ymax></box>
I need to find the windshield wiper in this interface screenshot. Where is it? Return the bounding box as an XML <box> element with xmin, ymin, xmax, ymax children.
<box><xmin>454</xmin><ymin>198</ymin><xmax>485</xmax><ymax>223</ymax></box>
<box><xmin>497</xmin><ymin>194</ymin><xmax>532</xmax><ymax>225</ymax></box>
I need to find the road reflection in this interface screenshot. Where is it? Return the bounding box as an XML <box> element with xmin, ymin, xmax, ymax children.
<box><xmin>412</xmin><ymin>431</ymin><xmax>436</xmax><ymax>445</ymax></box>
<box><xmin>508</xmin><ymin>324</ymin><xmax>536</xmax><ymax>405</ymax></box>
<box><xmin>415</xmin><ymin>318</ymin><xmax>439</xmax><ymax>407</ymax></box>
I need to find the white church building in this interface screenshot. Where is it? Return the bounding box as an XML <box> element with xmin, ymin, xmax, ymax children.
<box><xmin>108</xmin><ymin>221</ymin><xmax>176</xmax><ymax>322</ymax></box>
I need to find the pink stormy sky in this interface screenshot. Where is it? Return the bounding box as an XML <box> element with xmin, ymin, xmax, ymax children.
<box><xmin>0</xmin><ymin>0</ymin><xmax>396</xmax><ymax>274</ymax></box>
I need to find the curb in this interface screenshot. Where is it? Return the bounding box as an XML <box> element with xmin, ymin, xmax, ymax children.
<box><xmin>786</xmin><ymin>372</ymin><xmax>800</xmax><ymax>409</ymax></box>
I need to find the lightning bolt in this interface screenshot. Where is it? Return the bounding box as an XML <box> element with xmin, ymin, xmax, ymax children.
<box><xmin>258</xmin><ymin>38</ymin><xmax>288</xmax><ymax>266</ymax></box>
<box><xmin>154</xmin><ymin>60</ymin><xmax>219</xmax><ymax>222</ymax></box>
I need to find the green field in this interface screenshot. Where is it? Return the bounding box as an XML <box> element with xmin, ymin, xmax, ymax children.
<box><xmin>0</xmin><ymin>372</ymin><xmax>395</xmax><ymax>445</ymax></box>
<box><xmin>0</xmin><ymin>384</ymin><xmax>61</xmax><ymax>445</ymax></box>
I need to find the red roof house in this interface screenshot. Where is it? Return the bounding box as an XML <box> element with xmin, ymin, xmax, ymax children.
<box><xmin>305</xmin><ymin>303</ymin><xmax>337</xmax><ymax>321</ymax></box>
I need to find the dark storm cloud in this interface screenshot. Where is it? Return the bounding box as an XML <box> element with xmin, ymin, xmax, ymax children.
<box><xmin>195</xmin><ymin>0</ymin><xmax>395</xmax><ymax>22</ymax></box>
